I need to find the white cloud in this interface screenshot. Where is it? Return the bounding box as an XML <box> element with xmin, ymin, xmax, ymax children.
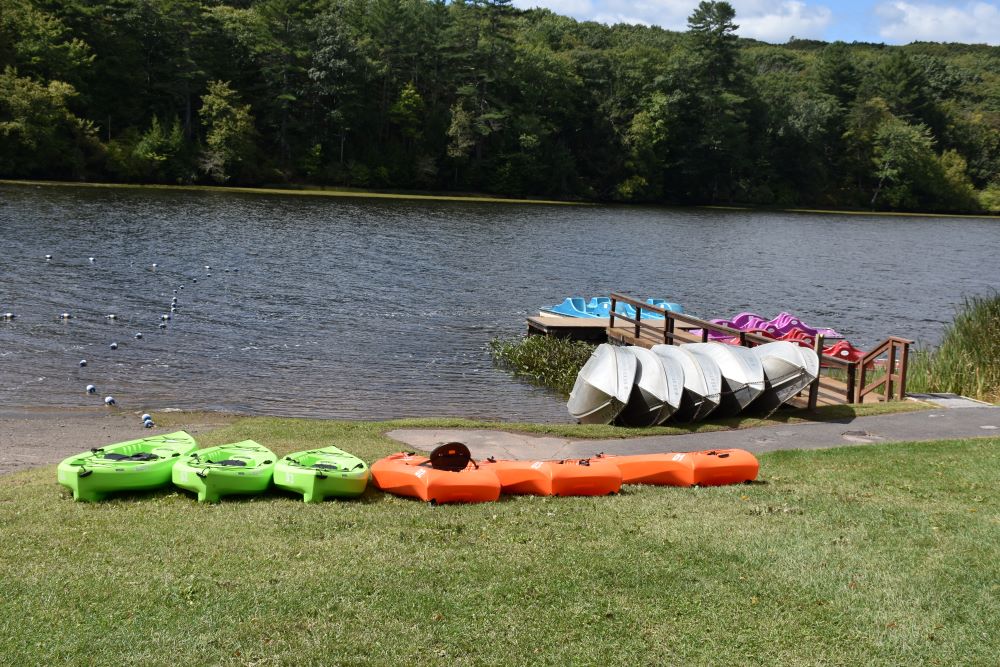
<box><xmin>734</xmin><ymin>1</ymin><xmax>833</xmax><ymax>41</ymax></box>
<box><xmin>876</xmin><ymin>1</ymin><xmax>1000</xmax><ymax>44</ymax></box>
<box><xmin>512</xmin><ymin>0</ymin><xmax>597</xmax><ymax>17</ymax></box>
<box><xmin>512</xmin><ymin>1</ymin><xmax>834</xmax><ymax>42</ymax></box>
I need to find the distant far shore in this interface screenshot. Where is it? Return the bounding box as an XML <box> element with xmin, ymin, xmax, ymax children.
<box><xmin>4</xmin><ymin>179</ymin><xmax>999</xmax><ymax>220</ymax></box>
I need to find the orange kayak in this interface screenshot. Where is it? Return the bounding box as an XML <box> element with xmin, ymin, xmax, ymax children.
<box><xmin>370</xmin><ymin>444</ymin><xmax>501</xmax><ymax>504</ymax></box>
<box><xmin>481</xmin><ymin>457</ymin><xmax>622</xmax><ymax>497</ymax></box>
<box><xmin>595</xmin><ymin>449</ymin><xmax>758</xmax><ymax>487</ymax></box>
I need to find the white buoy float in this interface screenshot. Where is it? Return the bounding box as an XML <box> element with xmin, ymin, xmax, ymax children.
<box><xmin>59</xmin><ymin>312</ymin><xmax>72</xmax><ymax>320</ymax></box>
<box><xmin>104</xmin><ymin>396</ymin><xmax>116</xmax><ymax>406</ymax></box>
<box><xmin>2</xmin><ymin>312</ymin><xmax>14</xmax><ymax>320</ymax></box>
<box><xmin>106</xmin><ymin>314</ymin><xmax>117</xmax><ymax>320</ymax></box>
<box><xmin>135</xmin><ymin>332</ymin><xmax>143</xmax><ymax>339</ymax></box>
<box><xmin>158</xmin><ymin>323</ymin><xmax>167</xmax><ymax>329</ymax></box>
<box><xmin>143</xmin><ymin>419</ymin><xmax>155</xmax><ymax>428</ymax></box>
<box><xmin>161</xmin><ymin>314</ymin><xmax>171</xmax><ymax>321</ymax></box>
<box><xmin>45</xmin><ymin>254</ymin><xmax>52</xmax><ymax>260</ymax></box>
<box><xmin>141</xmin><ymin>413</ymin><xmax>151</xmax><ymax>422</ymax></box>
<box><xmin>79</xmin><ymin>359</ymin><xmax>87</xmax><ymax>367</ymax></box>
<box><xmin>89</xmin><ymin>257</ymin><xmax>95</xmax><ymax>263</ymax></box>
<box><xmin>86</xmin><ymin>385</ymin><xmax>96</xmax><ymax>394</ymax></box>
<box><xmin>110</xmin><ymin>342</ymin><xmax>118</xmax><ymax>350</ymax></box>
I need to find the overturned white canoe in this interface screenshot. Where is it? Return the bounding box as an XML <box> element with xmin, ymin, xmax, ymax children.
<box><xmin>683</xmin><ymin>343</ymin><xmax>766</xmax><ymax>418</ymax></box>
<box><xmin>650</xmin><ymin>344</ymin><xmax>722</xmax><ymax>422</ymax></box>
<box><xmin>752</xmin><ymin>341</ymin><xmax>820</xmax><ymax>415</ymax></box>
<box><xmin>567</xmin><ymin>344</ymin><xmax>637</xmax><ymax>424</ymax></box>
<box><xmin>615</xmin><ymin>347</ymin><xmax>684</xmax><ymax>427</ymax></box>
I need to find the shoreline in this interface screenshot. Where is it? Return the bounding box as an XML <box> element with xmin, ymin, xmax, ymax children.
<box><xmin>0</xmin><ymin>178</ymin><xmax>585</xmax><ymax>207</ymax></box>
<box><xmin>1</xmin><ymin>401</ymin><xmax>936</xmax><ymax>476</ymax></box>
<box><xmin>0</xmin><ymin>406</ymin><xmax>237</xmax><ymax>476</ymax></box>
<box><xmin>3</xmin><ymin>178</ymin><xmax>999</xmax><ymax>219</ymax></box>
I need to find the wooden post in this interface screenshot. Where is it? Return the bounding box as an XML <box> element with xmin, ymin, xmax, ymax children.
<box><xmin>886</xmin><ymin>342</ymin><xmax>897</xmax><ymax>402</ymax></box>
<box><xmin>666</xmin><ymin>312</ymin><xmax>674</xmax><ymax>345</ymax></box>
<box><xmin>634</xmin><ymin>305</ymin><xmax>641</xmax><ymax>339</ymax></box>
<box><xmin>609</xmin><ymin>296</ymin><xmax>617</xmax><ymax>329</ymax></box>
<box><xmin>846</xmin><ymin>363</ymin><xmax>857</xmax><ymax>404</ymax></box>
<box><xmin>898</xmin><ymin>340</ymin><xmax>910</xmax><ymax>400</ymax></box>
<box><xmin>808</xmin><ymin>334</ymin><xmax>824</xmax><ymax>410</ymax></box>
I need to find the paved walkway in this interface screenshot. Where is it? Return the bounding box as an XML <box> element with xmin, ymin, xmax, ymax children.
<box><xmin>387</xmin><ymin>403</ymin><xmax>1000</xmax><ymax>461</ymax></box>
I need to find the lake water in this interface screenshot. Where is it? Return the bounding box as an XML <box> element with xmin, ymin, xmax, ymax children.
<box><xmin>1</xmin><ymin>184</ymin><xmax>997</xmax><ymax>421</ymax></box>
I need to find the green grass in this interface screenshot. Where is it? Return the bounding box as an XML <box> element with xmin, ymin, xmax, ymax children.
<box><xmin>2</xmin><ymin>416</ymin><xmax>996</xmax><ymax>665</ymax></box>
<box><xmin>906</xmin><ymin>294</ymin><xmax>1000</xmax><ymax>403</ymax></box>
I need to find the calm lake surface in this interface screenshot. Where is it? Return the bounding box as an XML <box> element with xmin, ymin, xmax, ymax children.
<box><xmin>1</xmin><ymin>184</ymin><xmax>998</xmax><ymax>421</ymax></box>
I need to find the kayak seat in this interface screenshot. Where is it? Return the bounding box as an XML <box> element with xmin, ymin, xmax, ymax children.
<box><xmin>103</xmin><ymin>452</ymin><xmax>159</xmax><ymax>462</ymax></box>
<box><xmin>214</xmin><ymin>459</ymin><xmax>248</xmax><ymax>467</ymax></box>
<box><xmin>313</xmin><ymin>463</ymin><xmax>340</xmax><ymax>471</ymax></box>
<box><xmin>428</xmin><ymin>442</ymin><xmax>474</xmax><ymax>472</ymax></box>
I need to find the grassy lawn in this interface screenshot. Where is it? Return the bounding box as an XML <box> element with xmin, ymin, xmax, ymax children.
<box><xmin>2</xmin><ymin>416</ymin><xmax>997</xmax><ymax>665</ymax></box>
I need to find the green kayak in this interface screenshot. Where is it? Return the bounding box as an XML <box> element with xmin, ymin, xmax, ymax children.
<box><xmin>273</xmin><ymin>446</ymin><xmax>370</xmax><ymax>502</ymax></box>
<box><xmin>172</xmin><ymin>440</ymin><xmax>275</xmax><ymax>503</ymax></box>
<box><xmin>57</xmin><ymin>431</ymin><xmax>198</xmax><ymax>502</ymax></box>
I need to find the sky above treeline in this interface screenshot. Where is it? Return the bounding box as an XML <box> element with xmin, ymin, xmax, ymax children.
<box><xmin>512</xmin><ymin>0</ymin><xmax>1000</xmax><ymax>45</ymax></box>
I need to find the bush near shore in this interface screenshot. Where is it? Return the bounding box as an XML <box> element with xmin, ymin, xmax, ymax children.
<box><xmin>489</xmin><ymin>335</ymin><xmax>596</xmax><ymax>396</ymax></box>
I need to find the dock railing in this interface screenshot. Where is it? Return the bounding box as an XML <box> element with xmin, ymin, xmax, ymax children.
<box><xmin>856</xmin><ymin>336</ymin><xmax>913</xmax><ymax>403</ymax></box>
<box><xmin>607</xmin><ymin>292</ymin><xmax>906</xmax><ymax>408</ymax></box>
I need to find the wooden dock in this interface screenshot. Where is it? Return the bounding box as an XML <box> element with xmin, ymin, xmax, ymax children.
<box><xmin>528</xmin><ymin>293</ymin><xmax>913</xmax><ymax>409</ymax></box>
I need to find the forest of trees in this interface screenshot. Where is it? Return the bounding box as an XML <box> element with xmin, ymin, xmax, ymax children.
<box><xmin>2</xmin><ymin>0</ymin><xmax>999</xmax><ymax>212</ymax></box>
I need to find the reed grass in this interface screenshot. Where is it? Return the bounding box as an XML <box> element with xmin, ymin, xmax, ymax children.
<box><xmin>489</xmin><ymin>335</ymin><xmax>596</xmax><ymax>396</ymax></box>
<box><xmin>905</xmin><ymin>294</ymin><xmax>1000</xmax><ymax>403</ymax></box>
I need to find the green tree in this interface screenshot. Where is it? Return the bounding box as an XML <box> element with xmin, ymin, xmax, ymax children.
<box><xmin>199</xmin><ymin>80</ymin><xmax>257</xmax><ymax>183</ymax></box>
<box><xmin>0</xmin><ymin>66</ymin><xmax>96</xmax><ymax>177</ymax></box>
<box><xmin>389</xmin><ymin>81</ymin><xmax>425</xmax><ymax>141</ymax></box>
<box><xmin>133</xmin><ymin>116</ymin><xmax>188</xmax><ymax>182</ymax></box>
<box><xmin>0</xmin><ymin>0</ymin><xmax>91</xmax><ymax>82</ymax></box>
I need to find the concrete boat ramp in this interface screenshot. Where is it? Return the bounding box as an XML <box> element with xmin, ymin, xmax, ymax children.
<box><xmin>387</xmin><ymin>396</ymin><xmax>999</xmax><ymax>461</ymax></box>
